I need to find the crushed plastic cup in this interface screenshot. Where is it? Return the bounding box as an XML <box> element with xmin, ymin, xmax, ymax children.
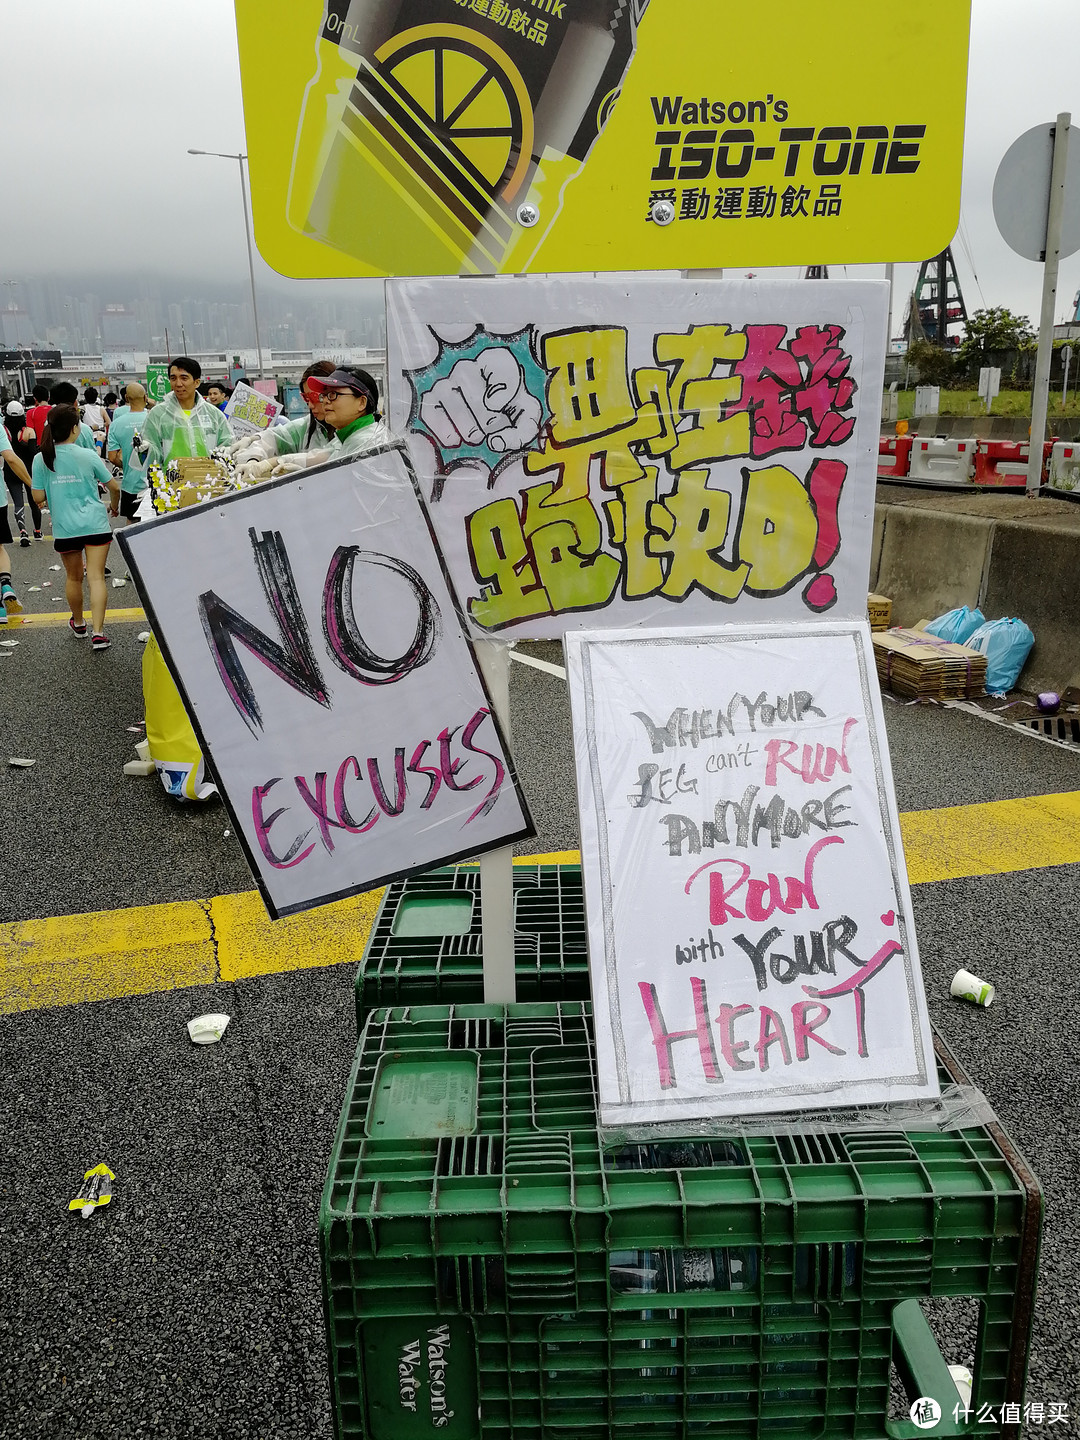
<box><xmin>1037</xmin><ymin>691</ymin><xmax>1060</xmax><ymax>713</ymax></box>
<box><xmin>951</xmin><ymin>969</ymin><xmax>994</xmax><ymax>1007</ymax></box>
<box><xmin>137</xmin><ymin>631</ymin><xmax>151</xmax><ymax>643</ymax></box>
<box><xmin>187</xmin><ymin>1012</ymin><xmax>230</xmax><ymax>1046</ymax></box>
<box><xmin>135</xmin><ymin>739</ymin><xmax>151</xmax><ymax>761</ymax></box>
<box><xmin>948</xmin><ymin>1365</ymin><xmax>973</xmax><ymax>1408</ymax></box>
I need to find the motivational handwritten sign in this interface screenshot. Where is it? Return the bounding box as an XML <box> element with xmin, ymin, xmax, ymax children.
<box><xmin>225</xmin><ymin>380</ymin><xmax>283</xmax><ymax>437</ymax></box>
<box><xmin>387</xmin><ymin>276</ymin><xmax>888</xmax><ymax>640</ymax></box>
<box><xmin>567</xmin><ymin>621</ymin><xmax>937</xmax><ymax>1124</ymax></box>
<box><xmin>119</xmin><ymin>444</ymin><xmax>533</xmax><ymax>918</ymax></box>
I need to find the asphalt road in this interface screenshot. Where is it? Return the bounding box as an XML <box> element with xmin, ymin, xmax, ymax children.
<box><xmin>2</xmin><ymin>553</ymin><xmax>1079</xmax><ymax>1436</ymax></box>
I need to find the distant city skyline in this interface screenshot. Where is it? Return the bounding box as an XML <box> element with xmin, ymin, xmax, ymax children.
<box><xmin>0</xmin><ymin>273</ymin><xmax>387</xmax><ymax>358</ymax></box>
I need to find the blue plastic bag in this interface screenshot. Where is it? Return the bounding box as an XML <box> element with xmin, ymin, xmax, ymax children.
<box><xmin>924</xmin><ymin>605</ymin><xmax>985</xmax><ymax>645</ymax></box>
<box><xmin>965</xmin><ymin>617</ymin><xmax>1035</xmax><ymax>694</ymax></box>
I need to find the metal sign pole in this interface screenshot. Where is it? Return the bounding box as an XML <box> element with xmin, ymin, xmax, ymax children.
<box><xmin>1028</xmin><ymin>113</ymin><xmax>1072</xmax><ymax>495</ymax></box>
<box><xmin>474</xmin><ymin>640</ymin><xmax>517</xmax><ymax>1004</ymax></box>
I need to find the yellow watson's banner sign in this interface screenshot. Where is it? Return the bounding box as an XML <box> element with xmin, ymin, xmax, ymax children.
<box><xmin>236</xmin><ymin>0</ymin><xmax>970</xmax><ymax>278</ymax></box>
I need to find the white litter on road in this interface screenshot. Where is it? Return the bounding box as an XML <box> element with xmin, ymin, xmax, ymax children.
<box><xmin>187</xmin><ymin>1013</ymin><xmax>230</xmax><ymax>1046</ymax></box>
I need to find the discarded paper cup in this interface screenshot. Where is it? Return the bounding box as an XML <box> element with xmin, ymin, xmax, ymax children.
<box><xmin>948</xmin><ymin>1365</ymin><xmax>973</xmax><ymax>1408</ymax></box>
<box><xmin>186</xmin><ymin>1013</ymin><xmax>230</xmax><ymax>1045</ymax></box>
<box><xmin>951</xmin><ymin>969</ymin><xmax>994</xmax><ymax>1007</ymax></box>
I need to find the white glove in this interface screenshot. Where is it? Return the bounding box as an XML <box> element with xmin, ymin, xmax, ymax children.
<box><xmin>239</xmin><ymin>456</ymin><xmax>278</xmax><ymax>480</ymax></box>
<box><xmin>270</xmin><ymin>449</ymin><xmax>329</xmax><ymax>476</ymax></box>
<box><xmin>230</xmin><ymin>433</ymin><xmax>274</xmax><ymax>460</ymax></box>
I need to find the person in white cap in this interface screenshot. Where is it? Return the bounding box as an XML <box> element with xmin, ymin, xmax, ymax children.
<box><xmin>3</xmin><ymin>401</ymin><xmax>43</xmax><ymax>544</ymax></box>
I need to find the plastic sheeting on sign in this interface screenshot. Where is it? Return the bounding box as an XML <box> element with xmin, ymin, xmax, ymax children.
<box><xmin>119</xmin><ymin>443</ymin><xmax>533</xmax><ymax>918</ymax></box>
<box><xmin>566</xmin><ymin>620</ymin><xmax>938</xmax><ymax>1128</ymax></box>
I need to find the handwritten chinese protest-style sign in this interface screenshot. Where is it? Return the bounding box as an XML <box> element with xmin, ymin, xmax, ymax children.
<box><xmin>119</xmin><ymin>445</ymin><xmax>533</xmax><ymax>918</ymax></box>
<box><xmin>566</xmin><ymin>622</ymin><xmax>938</xmax><ymax>1125</ymax></box>
<box><xmin>225</xmin><ymin>380</ymin><xmax>283</xmax><ymax>437</ymax></box>
<box><xmin>236</xmin><ymin>0</ymin><xmax>969</xmax><ymax>277</ymax></box>
<box><xmin>387</xmin><ymin>276</ymin><xmax>888</xmax><ymax>640</ymax></box>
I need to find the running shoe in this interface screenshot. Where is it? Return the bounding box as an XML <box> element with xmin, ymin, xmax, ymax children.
<box><xmin>19</xmin><ymin>533</ymin><xmax>29</xmax><ymax>548</ymax></box>
<box><xmin>0</xmin><ymin>582</ymin><xmax>15</xmax><ymax>602</ymax></box>
<box><xmin>33</xmin><ymin>530</ymin><xmax>43</xmax><ymax>541</ymax></box>
<box><xmin>91</xmin><ymin>633</ymin><xmax>111</xmax><ymax>651</ymax></box>
<box><xmin>69</xmin><ymin>617</ymin><xmax>88</xmax><ymax>638</ymax></box>
<box><xmin>0</xmin><ymin>600</ymin><xmax>6</xmax><ymax>624</ymax></box>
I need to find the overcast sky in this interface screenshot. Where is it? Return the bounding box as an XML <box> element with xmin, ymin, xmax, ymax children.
<box><xmin>4</xmin><ymin>0</ymin><xmax>1080</xmax><ymax>329</ymax></box>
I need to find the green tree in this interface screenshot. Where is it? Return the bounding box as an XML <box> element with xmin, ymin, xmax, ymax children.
<box><xmin>959</xmin><ymin>307</ymin><xmax>1036</xmax><ymax>368</ymax></box>
<box><xmin>907</xmin><ymin>339</ymin><xmax>955</xmax><ymax>386</ymax></box>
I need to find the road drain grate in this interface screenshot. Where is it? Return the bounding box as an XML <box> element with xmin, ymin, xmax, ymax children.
<box><xmin>1022</xmin><ymin>715</ymin><xmax>1080</xmax><ymax>746</ymax></box>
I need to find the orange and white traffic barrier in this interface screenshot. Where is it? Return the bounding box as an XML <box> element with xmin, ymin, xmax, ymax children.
<box><xmin>877</xmin><ymin>435</ymin><xmax>912</xmax><ymax>478</ymax></box>
<box><xmin>1048</xmin><ymin>441</ymin><xmax>1080</xmax><ymax>494</ymax></box>
<box><xmin>973</xmin><ymin>440</ymin><xmax>1053</xmax><ymax>488</ymax></box>
<box><xmin>907</xmin><ymin>437</ymin><xmax>976</xmax><ymax>485</ymax></box>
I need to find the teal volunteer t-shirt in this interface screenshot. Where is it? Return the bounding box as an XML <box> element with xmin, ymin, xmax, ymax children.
<box><xmin>106</xmin><ymin>409</ymin><xmax>151</xmax><ymax>493</ymax></box>
<box><xmin>32</xmin><ymin>445</ymin><xmax>113</xmax><ymax>539</ymax></box>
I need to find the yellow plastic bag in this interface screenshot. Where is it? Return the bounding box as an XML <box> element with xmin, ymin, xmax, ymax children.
<box><xmin>142</xmin><ymin>634</ymin><xmax>216</xmax><ymax>802</ymax></box>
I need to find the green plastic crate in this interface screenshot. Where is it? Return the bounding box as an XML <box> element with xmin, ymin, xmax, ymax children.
<box><xmin>354</xmin><ymin>864</ymin><xmax>589</xmax><ymax>1030</ymax></box>
<box><xmin>321</xmin><ymin>1003</ymin><xmax>1041</xmax><ymax>1440</ymax></box>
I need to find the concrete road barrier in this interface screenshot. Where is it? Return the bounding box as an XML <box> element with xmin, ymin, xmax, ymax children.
<box><xmin>874</xmin><ymin>505</ymin><xmax>993</xmax><ymax>626</ymax></box>
<box><xmin>980</xmin><ymin>519</ymin><xmax>1080</xmax><ymax>693</ymax></box>
<box><xmin>875</xmin><ymin>489</ymin><xmax>1080</xmax><ymax>692</ymax></box>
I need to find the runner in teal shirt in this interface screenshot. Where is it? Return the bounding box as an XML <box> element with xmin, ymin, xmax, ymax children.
<box><xmin>32</xmin><ymin>431</ymin><xmax>116</xmax><ymax>539</ymax></box>
<box><xmin>106</xmin><ymin>384</ymin><xmax>152</xmax><ymax>523</ymax></box>
<box><xmin>30</xmin><ymin>404</ymin><xmax>119</xmax><ymax>646</ymax></box>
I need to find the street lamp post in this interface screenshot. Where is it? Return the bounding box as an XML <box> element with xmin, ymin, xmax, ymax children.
<box><xmin>187</xmin><ymin>149</ymin><xmax>266</xmax><ymax>377</ymax></box>
<box><xmin>2</xmin><ymin>280</ymin><xmax>24</xmax><ymax>348</ymax></box>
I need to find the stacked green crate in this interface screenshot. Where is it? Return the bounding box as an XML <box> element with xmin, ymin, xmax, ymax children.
<box><xmin>321</xmin><ymin>1003</ymin><xmax>1041</xmax><ymax>1440</ymax></box>
<box><xmin>354</xmin><ymin>863</ymin><xmax>589</xmax><ymax>1029</ymax></box>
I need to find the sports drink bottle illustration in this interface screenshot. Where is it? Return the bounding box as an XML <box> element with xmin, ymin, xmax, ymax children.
<box><xmin>287</xmin><ymin>0</ymin><xmax>649</xmax><ymax>274</ymax></box>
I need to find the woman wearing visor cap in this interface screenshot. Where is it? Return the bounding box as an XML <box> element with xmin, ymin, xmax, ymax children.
<box><xmin>235</xmin><ymin>365</ymin><xmax>392</xmax><ymax>478</ymax></box>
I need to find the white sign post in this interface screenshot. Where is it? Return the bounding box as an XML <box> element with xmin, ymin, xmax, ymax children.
<box><xmin>566</xmin><ymin>621</ymin><xmax>938</xmax><ymax>1127</ymax></box>
<box><xmin>993</xmin><ymin>114</ymin><xmax>1080</xmax><ymax>494</ymax></box>
<box><xmin>119</xmin><ymin>445</ymin><xmax>533</xmax><ymax>918</ymax></box>
<box><xmin>978</xmin><ymin>367</ymin><xmax>1001</xmax><ymax>413</ymax></box>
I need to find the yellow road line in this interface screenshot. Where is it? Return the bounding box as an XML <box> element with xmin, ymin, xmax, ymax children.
<box><xmin>900</xmin><ymin>790</ymin><xmax>1080</xmax><ymax>883</ymax></box>
<box><xmin>2</xmin><ymin>797</ymin><xmax>1079</xmax><ymax>1017</ymax></box>
<box><xmin>4</xmin><ymin>606</ymin><xmax>146</xmax><ymax>628</ymax></box>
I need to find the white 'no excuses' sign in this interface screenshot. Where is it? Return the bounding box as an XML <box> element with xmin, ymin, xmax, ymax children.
<box><xmin>121</xmin><ymin>445</ymin><xmax>532</xmax><ymax>917</ymax></box>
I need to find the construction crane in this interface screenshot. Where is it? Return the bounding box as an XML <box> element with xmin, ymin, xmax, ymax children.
<box><xmin>906</xmin><ymin>247</ymin><xmax>968</xmax><ymax>346</ymax></box>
